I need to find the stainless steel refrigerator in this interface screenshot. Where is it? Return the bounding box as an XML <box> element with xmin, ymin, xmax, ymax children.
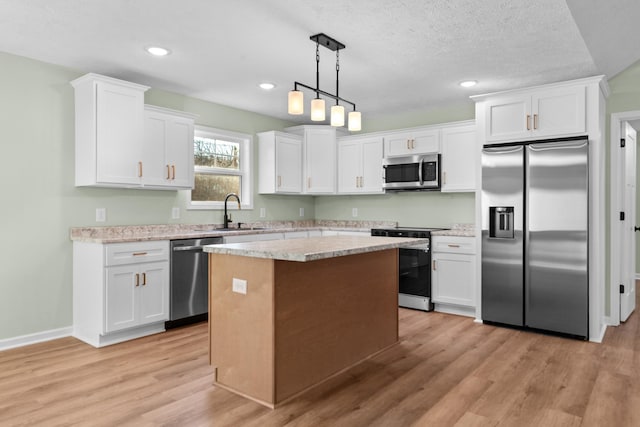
<box><xmin>481</xmin><ymin>137</ymin><xmax>589</xmax><ymax>338</ymax></box>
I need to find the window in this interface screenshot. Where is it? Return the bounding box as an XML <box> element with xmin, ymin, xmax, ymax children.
<box><xmin>189</xmin><ymin>126</ymin><xmax>252</xmax><ymax>209</ymax></box>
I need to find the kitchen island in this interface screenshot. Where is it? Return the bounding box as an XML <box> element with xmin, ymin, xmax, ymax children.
<box><xmin>204</xmin><ymin>235</ymin><xmax>426</xmax><ymax>408</ymax></box>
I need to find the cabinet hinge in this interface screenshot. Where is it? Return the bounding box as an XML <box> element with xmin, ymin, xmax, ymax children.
<box><xmin>621</xmin><ymin>138</ymin><xmax>626</xmax><ymax>148</ymax></box>
<box><xmin>620</xmin><ymin>212</ymin><xmax>625</xmax><ymax>221</ymax></box>
<box><xmin>620</xmin><ymin>284</ymin><xmax>625</xmax><ymax>294</ymax></box>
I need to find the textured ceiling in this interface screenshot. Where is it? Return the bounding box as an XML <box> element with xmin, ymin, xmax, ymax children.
<box><xmin>0</xmin><ymin>1</ymin><xmax>637</xmax><ymax>126</ymax></box>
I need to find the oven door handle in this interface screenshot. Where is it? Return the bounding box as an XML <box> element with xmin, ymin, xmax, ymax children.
<box><xmin>418</xmin><ymin>158</ymin><xmax>424</xmax><ymax>186</ymax></box>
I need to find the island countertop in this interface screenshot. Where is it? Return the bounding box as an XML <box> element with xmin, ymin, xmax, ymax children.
<box><xmin>203</xmin><ymin>235</ymin><xmax>428</xmax><ymax>262</ymax></box>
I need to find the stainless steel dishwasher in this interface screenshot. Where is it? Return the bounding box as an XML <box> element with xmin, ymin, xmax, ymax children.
<box><xmin>167</xmin><ymin>237</ymin><xmax>222</xmax><ymax>328</ymax></box>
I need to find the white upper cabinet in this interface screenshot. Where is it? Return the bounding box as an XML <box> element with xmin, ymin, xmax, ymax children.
<box><xmin>71</xmin><ymin>73</ymin><xmax>197</xmax><ymax>190</ymax></box>
<box><xmin>258</xmin><ymin>131</ymin><xmax>302</xmax><ymax>194</ymax></box>
<box><xmin>440</xmin><ymin>124</ymin><xmax>477</xmax><ymax>192</ymax></box>
<box><xmin>338</xmin><ymin>136</ymin><xmax>384</xmax><ymax>194</ymax></box>
<box><xmin>72</xmin><ymin>73</ymin><xmax>149</xmax><ymax>187</ymax></box>
<box><xmin>287</xmin><ymin>125</ymin><xmax>340</xmax><ymax>194</ymax></box>
<box><xmin>484</xmin><ymin>84</ymin><xmax>586</xmax><ymax>142</ymax></box>
<box><xmin>384</xmin><ymin>128</ymin><xmax>440</xmax><ymax>157</ymax></box>
<box><xmin>143</xmin><ymin>105</ymin><xmax>196</xmax><ymax>189</ymax></box>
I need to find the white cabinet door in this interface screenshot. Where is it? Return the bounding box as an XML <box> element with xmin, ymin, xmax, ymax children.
<box><xmin>485</xmin><ymin>85</ymin><xmax>587</xmax><ymax>142</ymax></box>
<box><xmin>432</xmin><ymin>252</ymin><xmax>476</xmax><ymax>307</ymax></box>
<box><xmin>385</xmin><ymin>129</ymin><xmax>440</xmax><ymax>157</ymax></box>
<box><xmin>360</xmin><ymin>137</ymin><xmax>384</xmax><ymax>193</ymax></box>
<box><xmin>338</xmin><ymin>136</ymin><xmax>383</xmax><ymax>194</ymax></box>
<box><xmin>338</xmin><ymin>139</ymin><xmax>361</xmax><ymax>193</ymax></box>
<box><xmin>532</xmin><ymin>86</ymin><xmax>586</xmax><ymax>138</ymax></box>
<box><xmin>138</xmin><ymin>262</ymin><xmax>169</xmax><ymax>324</ymax></box>
<box><xmin>72</xmin><ymin>73</ymin><xmax>149</xmax><ymax>187</ymax></box>
<box><xmin>304</xmin><ymin>127</ymin><xmax>336</xmax><ymax>194</ymax></box>
<box><xmin>485</xmin><ymin>95</ymin><xmax>531</xmax><ymax>142</ymax></box>
<box><xmin>95</xmin><ymin>81</ymin><xmax>146</xmax><ymax>185</ymax></box>
<box><xmin>105</xmin><ymin>265</ymin><xmax>139</xmax><ymax>333</ymax></box>
<box><xmin>441</xmin><ymin>125</ymin><xmax>477</xmax><ymax>192</ymax></box>
<box><xmin>276</xmin><ymin>135</ymin><xmax>302</xmax><ymax>193</ymax></box>
<box><xmin>143</xmin><ymin>106</ymin><xmax>195</xmax><ymax>189</ymax></box>
<box><xmin>105</xmin><ymin>261</ymin><xmax>168</xmax><ymax>332</ymax></box>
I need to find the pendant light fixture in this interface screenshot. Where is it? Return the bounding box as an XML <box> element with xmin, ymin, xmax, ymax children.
<box><xmin>287</xmin><ymin>33</ymin><xmax>361</xmax><ymax>131</ymax></box>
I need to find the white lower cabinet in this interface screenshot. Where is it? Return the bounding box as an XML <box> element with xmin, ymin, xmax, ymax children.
<box><xmin>431</xmin><ymin>236</ymin><xmax>476</xmax><ymax>316</ymax></box>
<box><xmin>73</xmin><ymin>240</ymin><xmax>169</xmax><ymax>347</ymax></box>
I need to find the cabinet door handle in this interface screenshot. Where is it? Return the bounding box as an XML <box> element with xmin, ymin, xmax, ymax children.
<box><xmin>360</xmin><ymin>176</ymin><xmax>363</xmax><ymax>187</ymax></box>
<box><xmin>142</xmin><ymin>272</ymin><xmax>147</xmax><ymax>286</ymax></box>
<box><xmin>411</xmin><ymin>139</ymin><xmax>415</xmax><ymax>149</ymax></box>
<box><xmin>407</xmin><ymin>139</ymin><xmax>410</xmax><ymax>150</ymax></box>
<box><xmin>166</xmin><ymin>165</ymin><xmax>171</xmax><ymax>180</ymax></box>
<box><xmin>135</xmin><ymin>273</ymin><xmax>140</xmax><ymax>287</ymax></box>
<box><xmin>138</xmin><ymin>161</ymin><xmax>143</xmax><ymax>178</ymax></box>
<box><xmin>432</xmin><ymin>260</ymin><xmax>437</xmax><ymax>271</ymax></box>
<box><xmin>533</xmin><ymin>114</ymin><xmax>538</xmax><ymax>130</ymax></box>
<box><xmin>526</xmin><ymin>115</ymin><xmax>531</xmax><ymax>131</ymax></box>
<box><xmin>277</xmin><ymin>175</ymin><xmax>281</xmax><ymax>187</ymax></box>
<box><xmin>171</xmin><ymin>165</ymin><xmax>176</xmax><ymax>180</ymax></box>
<box><xmin>443</xmin><ymin>171</ymin><xmax>447</xmax><ymax>185</ymax></box>
<box><xmin>307</xmin><ymin>177</ymin><xmax>311</xmax><ymax>189</ymax></box>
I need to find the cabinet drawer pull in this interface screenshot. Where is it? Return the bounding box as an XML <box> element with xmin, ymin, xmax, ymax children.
<box><xmin>526</xmin><ymin>115</ymin><xmax>531</xmax><ymax>131</ymax></box>
<box><xmin>135</xmin><ymin>273</ymin><xmax>140</xmax><ymax>287</ymax></box>
<box><xmin>447</xmin><ymin>244</ymin><xmax>460</xmax><ymax>248</ymax></box>
<box><xmin>142</xmin><ymin>272</ymin><xmax>147</xmax><ymax>286</ymax></box>
<box><xmin>432</xmin><ymin>260</ymin><xmax>436</xmax><ymax>271</ymax></box>
<box><xmin>132</xmin><ymin>252</ymin><xmax>148</xmax><ymax>256</ymax></box>
<box><xmin>138</xmin><ymin>161</ymin><xmax>143</xmax><ymax>178</ymax></box>
<box><xmin>533</xmin><ymin>114</ymin><xmax>538</xmax><ymax>130</ymax></box>
<box><xmin>166</xmin><ymin>165</ymin><xmax>171</xmax><ymax>180</ymax></box>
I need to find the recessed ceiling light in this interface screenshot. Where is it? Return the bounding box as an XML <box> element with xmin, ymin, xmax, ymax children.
<box><xmin>459</xmin><ymin>80</ymin><xmax>477</xmax><ymax>88</ymax></box>
<box><xmin>259</xmin><ymin>82</ymin><xmax>276</xmax><ymax>90</ymax></box>
<box><xmin>146</xmin><ymin>46</ymin><xmax>170</xmax><ymax>57</ymax></box>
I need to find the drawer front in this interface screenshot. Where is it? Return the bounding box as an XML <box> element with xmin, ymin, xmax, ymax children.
<box><xmin>432</xmin><ymin>236</ymin><xmax>476</xmax><ymax>254</ymax></box>
<box><xmin>105</xmin><ymin>240</ymin><xmax>170</xmax><ymax>266</ymax></box>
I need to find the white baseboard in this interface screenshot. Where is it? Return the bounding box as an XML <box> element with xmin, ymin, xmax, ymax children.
<box><xmin>0</xmin><ymin>326</ymin><xmax>72</xmax><ymax>352</ymax></box>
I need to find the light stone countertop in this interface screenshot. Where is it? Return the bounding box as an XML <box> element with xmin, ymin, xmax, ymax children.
<box><xmin>69</xmin><ymin>220</ymin><xmax>396</xmax><ymax>244</ymax></box>
<box><xmin>203</xmin><ymin>235</ymin><xmax>429</xmax><ymax>262</ymax></box>
<box><xmin>431</xmin><ymin>223</ymin><xmax>476</xmax><ymax>237</ymax></box>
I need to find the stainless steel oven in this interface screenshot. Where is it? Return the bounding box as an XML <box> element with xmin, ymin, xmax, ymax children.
<box><xmin>382</xmin><ymin>154</ymin><xmax>441</xmax><ymax>191</ymax></box>
<box><xmin>371</xmin><ymin>227</ymin><xmax>446</xmax><ymax>311</ymax></box>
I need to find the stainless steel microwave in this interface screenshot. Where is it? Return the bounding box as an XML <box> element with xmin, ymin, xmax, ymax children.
<box><xmin>382</xmin><ymin>154</ymin><xmax>440</xmax><ymax>191</ymax></box>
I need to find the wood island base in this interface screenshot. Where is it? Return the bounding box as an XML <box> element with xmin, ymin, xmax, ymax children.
<box><xmin>208</xmin><ymin>249</ymin><xmax>399</xmax><ymax>408</ymax></box>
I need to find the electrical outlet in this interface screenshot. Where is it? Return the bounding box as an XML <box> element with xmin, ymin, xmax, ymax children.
<box><xmin>96</xmin><ymin>208</ymin><xmax>106</xmax><ymax>222</ymax></box>
<box><xmin>299</xmin><ymin>207</ymin><xmax>304</xmax><ymax>217</ymax></box>
<box><xmin>232</xmin><ymin>278</ymin><xmax>247</xmax><ymax>295</ymax></box>
<box><xmin>260</xmin><ymin>207</ymin><xmax>266</xmax><ymax>218</ymax></box>
<box><xmin>352</xmin><ymin>207</ymin><xmax>358</xmax><ymax>217</ymax></box>
<box><xmin>171</xmin><ymin>207</ymin><xmax>180</xmax><ymax>219</ymax></box>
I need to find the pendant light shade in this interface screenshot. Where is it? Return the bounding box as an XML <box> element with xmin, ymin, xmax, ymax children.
<box><xmin>311</xmin><ymin>98</ymin><xmax>326</xmax><ymax>121</ymax></box>
<box><xmin>288</xmin><ymin>90</ymin><xmax>304</xmax><ymax>115</ymax></box>
<box><xmin>287</xmin><ymin>33</ymin><xmax>361</xmax><ymax>131</ymax></box>
<box><xmin>330</xmin><ymin>105</ymin><xmax>345</xmax><ymax>127</ymax></box>
<box><xmin>348</xmin><ymin>111</ymin><xmax>361</xmax><ymax>131</ymax></box>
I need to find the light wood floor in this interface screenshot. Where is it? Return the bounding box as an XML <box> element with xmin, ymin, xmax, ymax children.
<box><xmin>1</xmin><ymin>294</ymin><xmax>639</xmax><ymax>427</ymax></box>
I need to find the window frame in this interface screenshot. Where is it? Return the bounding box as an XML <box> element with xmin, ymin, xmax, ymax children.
<box><xmin>188</xmin><ymin>125</ymin><xmax>253</xmax><ymax>210</ymax></box>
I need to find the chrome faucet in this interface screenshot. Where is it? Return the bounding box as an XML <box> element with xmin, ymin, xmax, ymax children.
<box><xmin>223</xmin><ymin>193</ymin><xmax>241</xmax><ymax>229</ymax></box>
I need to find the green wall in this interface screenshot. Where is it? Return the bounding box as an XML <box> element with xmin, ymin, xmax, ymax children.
<box><xmin>0</xmin><ymin>51</ymin><xmax>314</xmax><ymax>341</ymax></box>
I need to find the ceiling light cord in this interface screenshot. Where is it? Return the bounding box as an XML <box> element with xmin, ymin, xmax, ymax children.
<box><xmin>315</xmin><ymin>42</ymin><xmax>321</xmax><ymax>100</ymax></box>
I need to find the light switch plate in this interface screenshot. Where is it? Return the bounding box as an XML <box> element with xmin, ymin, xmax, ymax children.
<box><xmin>171</xmin><ymin>207</ymin><xmax>180</xmax><ymax>219</ymax></box>
<box><xmin>299</xmin><ymin>207</ymin><xmax>304</xmax><ymax>217</ymax></box>
<box><xmin>260</xmin><ymin>207</ymin><xmax>266</xmax><ymax>218</ymax></box>
<box><xmin>352</xmin><ymin>207</ymin><xmax>358</xmax><ymax>217</ymax></box>
<box><xmin>232</xmin><ymin>278</ymin><xmax>247</xmax><ymax>295</ymax></box>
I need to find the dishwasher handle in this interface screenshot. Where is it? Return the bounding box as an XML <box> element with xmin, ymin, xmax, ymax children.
<box><xmin>172</xmin><ymin>244</ymin><xmax>212</xmax><ymax>252</ymax></box>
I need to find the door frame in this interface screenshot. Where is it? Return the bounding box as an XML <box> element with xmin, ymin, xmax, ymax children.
<box><xmin>609</xmin><ymin>111</ymin><xmax>640</xmax><ymax>325</ymax></box>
